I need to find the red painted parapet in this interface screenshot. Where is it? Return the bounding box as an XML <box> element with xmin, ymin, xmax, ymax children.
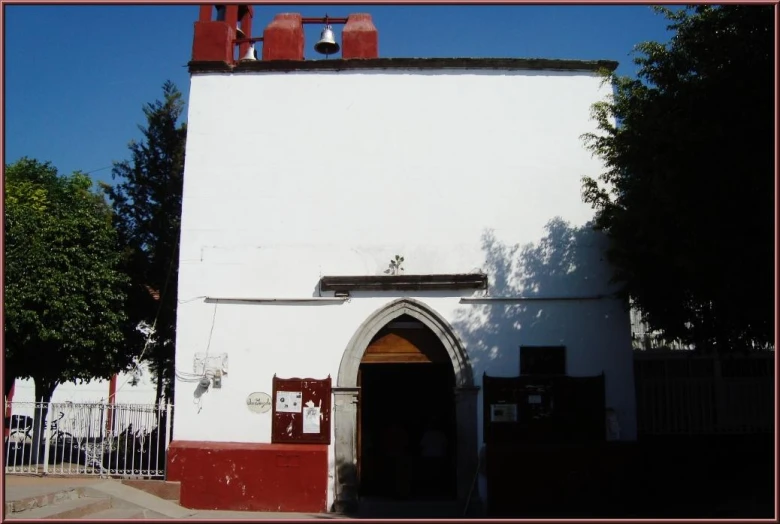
<box><xmin>167</xmin><ymin>440</ymin><xmax>328</xmax><ymax>513</ymax></box>
<box><xmin>192</xmin><ymin>4</ymin><xmax>254</xmax><ymax>63</ymax></box>
<box><xmin>192</xmin><ymin>21</ymin><xmax>235</xmax><ymax>63</ymax></box>
<box><xmin>262</xmin><ymin>13</ymin><xmax>304</xmax><ymax>61</ymax></box>
<box><xmin>342</xmin><ymin>14</ymin><xmax>378</xmax><ymax>59</ymax></box>
<box><xmin>192</xmin><ymin>7</ymin><xmax>378</xmax><ymax>62</ymax></box>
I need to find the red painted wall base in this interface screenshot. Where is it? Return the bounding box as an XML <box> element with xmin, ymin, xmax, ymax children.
<box><xmin>167</xmin><ymin>440</ymin><xmax>328</xmax><ymax>513</ymax></box>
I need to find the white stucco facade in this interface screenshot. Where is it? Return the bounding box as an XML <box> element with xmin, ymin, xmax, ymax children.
<box><xmin>173</xmin><ymin>66</ymin><xmax>636</xmax><ymax>507</ymax></box>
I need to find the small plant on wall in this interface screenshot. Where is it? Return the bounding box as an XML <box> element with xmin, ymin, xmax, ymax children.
<box><xmin>384</xmin><ymin>255</ymin><xmax>405</xmax><ymax>275</ymax></box>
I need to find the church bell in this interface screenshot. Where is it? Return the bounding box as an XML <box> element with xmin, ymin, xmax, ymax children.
<box><xmin>314</xmin><ymin>25</ymin><xmax>340</xmax><ymax>56</ymax></box>
<box><xmin>240</xmin><ymin>44</ymin><xmax>257</xmax><ymax>61</ymax></box>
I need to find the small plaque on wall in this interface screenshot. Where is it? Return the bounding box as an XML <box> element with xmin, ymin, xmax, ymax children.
<box><xmin>490</xmin><ymin>403</ymin><xmax>518</xmax><ymax>423</ymax></box>
<box><xmin>246</xmin><ymin>392</ymin><xmax>272</xmax><ymax>414</ymax></box>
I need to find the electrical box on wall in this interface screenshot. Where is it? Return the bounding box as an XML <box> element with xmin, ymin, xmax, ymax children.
<box><xmin>194</xmin><ymin>353</ymin><xmax>229</xmax><ymax>377</ymax></box>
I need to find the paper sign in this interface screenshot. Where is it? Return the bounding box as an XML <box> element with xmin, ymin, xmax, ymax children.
<box><xmin>276</xmin><ymin>391</ymin><xmax>302</xmax><ymax>413</ymax></box>
<box><xmin>490</xmin><ymin>403</ymin><xmax>517</xmax><ymax>422</ymax></box>
<box><xmin>303</xmin><ymin>406</ymin><xmax>321</xmax><ymax>433</ymax></box>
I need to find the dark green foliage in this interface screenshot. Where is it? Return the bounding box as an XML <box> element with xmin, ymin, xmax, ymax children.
<box><xmin>582</xmin><ymin>6</ymin><xmax>774</xmax><ymax>352</ymax></box>
<box><xmin>102</xmin><ymin>81</ymin><xmax>187</xmax><ymax>403</ymax></box>
<box><xmin>4</xmin><ymin>158</ymin><xmax>131</xmax><ymax>403</ymax></box>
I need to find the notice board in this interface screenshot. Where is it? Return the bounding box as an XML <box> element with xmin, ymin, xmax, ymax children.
<box><xmin>272</xmin><ymin>375</ymin><xmax>332</xmax><ymax>445</ymax></box>
<box><xmin>483</xmin><ymin>373</ymin><xmax>606</xmax><ymax>445</ymax></box>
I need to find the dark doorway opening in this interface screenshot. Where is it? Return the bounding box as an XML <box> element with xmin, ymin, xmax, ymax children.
<box><xmin>358</xmin><ymin>316</ymin><xmax>457</xmax><ymax>501</ymax></box>
<box><xmin>359</xmin><ymin>364</ymin><xmax>457</xmax><ymax>500</ymax></box>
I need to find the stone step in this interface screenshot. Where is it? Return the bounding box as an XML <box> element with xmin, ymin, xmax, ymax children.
<box><xmin>80</xmin><ymin>507</ymin><xmax>170</xmax><ymax>519</ymax></box>
<box><xmin>4</xmin><ymin>487</ymin><xmax>85</xmax><ymax>514</ymax></box>
<box><xmin>5</xmin><ymin>496</ymin><xmax>112</xmax><ymax>519</ymax></box>
<box><xmin>84</xmin><ymin>480</ymin><xmax>195</xmax><ymax>518</ymax></box>
<box><xmin>120</xmin><ymin>479</ymin><xmax>180</xmax><ymax>501</ymax></box>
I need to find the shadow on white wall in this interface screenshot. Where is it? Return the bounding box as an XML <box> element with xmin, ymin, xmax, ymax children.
<box><xmin>452</xmin><ymin>216</ymin><xmax>628</xmax><ymax>381</ymax></box>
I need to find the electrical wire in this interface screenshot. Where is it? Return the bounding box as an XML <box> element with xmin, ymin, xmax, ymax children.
<box><xmin>201</xmin><ymin>300</ymin><xmax>219</xmax><ymax>373</ymax></box>
<box><xmin>173</xmin><ymin>300</ymin><xmax>219</xmax><ymax>383</ymax></box>
<box><xmin>110</xmin><ymin>238</ymin><xmax>179</xmax><ymax>401</ymax></box>
<box><xmin>170</xmin><ymin>297</ymin><xmax>214</xmax><ymax>385</ymax></box>
<box><xmin>85</xmin><ymin>165</ymin><xmax>114</xmax><ymax>175</ymax></box>
<box><xmin>175</xmin><ymin>371</ymin><xmax>203</xmax><ymax>383</ymax></box>
<box><xmin>178</xmin><ymin>296</ymin><xmax>207</xmax><ymax>304</ymax></box>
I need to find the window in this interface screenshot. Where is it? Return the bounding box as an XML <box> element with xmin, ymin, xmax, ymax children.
<box><xmin>520</xmin><ymin>346</ymin><xmax>566</xmax><ymax>376</ymax></box>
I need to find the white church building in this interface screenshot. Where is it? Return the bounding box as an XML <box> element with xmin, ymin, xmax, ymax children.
<box><xmin>167</xmin><ymin>4</ymin><xmax>636</xmax><ymax>516</ymax></box>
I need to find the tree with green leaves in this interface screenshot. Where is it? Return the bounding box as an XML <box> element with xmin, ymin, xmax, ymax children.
<box><xmin>582</xmin><ymin>5</ymin><xmax>774</xmax><ymax>352</ymax></box>
<box><xmin>102</xmin><ymin>80</ymin><xmax>187</xmax><ymax>404</ymax></box>
<box><xmin>4</xmin><ymin>158</ymin><xmax>131</xmax><ymax>458</ymax></box>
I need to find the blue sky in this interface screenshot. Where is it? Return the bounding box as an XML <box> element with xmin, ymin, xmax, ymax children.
<box><xmin>3</xmin><ymin>5</ymin><xmax>676</xmax><ymax>187</ymax></box>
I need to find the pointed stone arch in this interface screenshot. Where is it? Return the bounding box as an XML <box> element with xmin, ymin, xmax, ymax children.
<box><xmin>333</xmin><ymin>298</ymin><xmax>479</xmax><ymax>512</ymax></box>
<box><xmin>337</xmin><ymin>298</ymin><xmax>474</xmax><ymax>389</ymax></box>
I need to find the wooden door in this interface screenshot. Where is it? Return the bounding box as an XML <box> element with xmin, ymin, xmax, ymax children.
<box><xmin>361</xmin><ymin>328</ymin><xmax>449</xmax><ymax>364</ymax></box>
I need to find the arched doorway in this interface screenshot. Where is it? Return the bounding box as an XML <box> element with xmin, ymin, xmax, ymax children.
<box><xmin>359</xmin><ymin>314</ymin><xmax>456</xmax><ymax>500</ymax></box>
<box><xmin>333</xmin><ymin>299</ymin><xmax>479</xmax><ymax>512</ymax></box>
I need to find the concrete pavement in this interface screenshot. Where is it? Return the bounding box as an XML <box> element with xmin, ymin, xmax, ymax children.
<box><xmin>3</xmin><ymin>475</ymin><xmax>346</xmax><ymax>519</ymax></box>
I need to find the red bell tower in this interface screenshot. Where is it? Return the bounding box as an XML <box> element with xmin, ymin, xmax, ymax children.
<box><xmin>190</xmin><ymin>5</ymin><xmax>379</xmax><ymax>63</ymax></box>
<box><xmin>192</xmin><ymin>4</ymin><xmax>254</xmax><ymax>64</ymax></box>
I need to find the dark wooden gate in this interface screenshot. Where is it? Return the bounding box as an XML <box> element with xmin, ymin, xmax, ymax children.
<box><xmin>483</xmin><ymin>373</ymin><xmax>607</xmax><ymax>516</ymax></box>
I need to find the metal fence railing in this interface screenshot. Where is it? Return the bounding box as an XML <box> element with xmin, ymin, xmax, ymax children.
<box><xmin>4</xmin><ymin>401</ymin><xmax>172</xmax><ymax>478</ymax></box>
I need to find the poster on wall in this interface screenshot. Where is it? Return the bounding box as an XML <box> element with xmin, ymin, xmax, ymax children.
<box><xmin>276</xmin><ymin>391</ymin><xmax>302</xmax><ymax>413</ymax></box>
<box><xmin>490</xmin><ymin>403</ymin><xmax>518</xmax><ymax>423</ymax></box>
<box><xmin>303</xmin><ymin>405</ymin><xmax>321</xmax><ymax>434</ymax></box>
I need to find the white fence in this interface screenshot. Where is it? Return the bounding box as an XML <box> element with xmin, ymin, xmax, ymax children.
<box><xmin>4</xmin><ymin>401</ymin><xmax>172</xmax><ymax>478</ymax></box>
